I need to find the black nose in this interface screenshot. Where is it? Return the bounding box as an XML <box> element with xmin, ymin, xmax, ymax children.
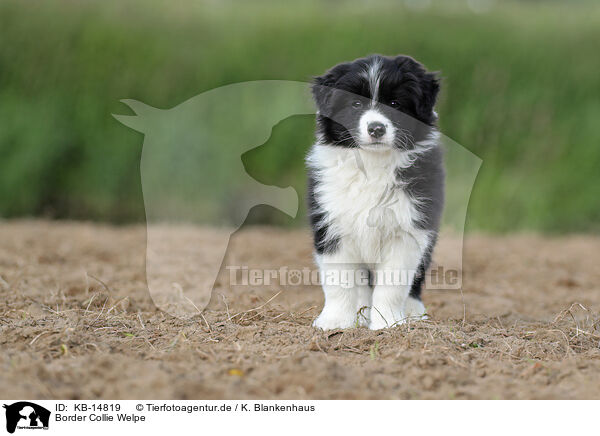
<box><xmin>367</xmin><ymin>122</ymin><xmax>386</xmax><ymax>138</ymax></box>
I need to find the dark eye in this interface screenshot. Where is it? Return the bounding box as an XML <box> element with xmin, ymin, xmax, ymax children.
<box><xmin>389</xmin><ymin>100</ymin><xmax>400</xmax><ymax>108</ymax></box>
<box><xmin>351</xmin><ymin>100</ymin><xmax>363</xmax><ymax>109</ymax></box>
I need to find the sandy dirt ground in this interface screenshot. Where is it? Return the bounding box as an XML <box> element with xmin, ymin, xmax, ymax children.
<box><xmin>1</xmin><ymin>220</ymin><xmax>600</xmax><ymax>399</ymax></box>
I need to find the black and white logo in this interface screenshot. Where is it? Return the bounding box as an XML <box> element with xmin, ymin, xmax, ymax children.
<box><xmin>3</xmin><ymin>402</ymin><xmax>50</xmax><ymax>434</ymax></box>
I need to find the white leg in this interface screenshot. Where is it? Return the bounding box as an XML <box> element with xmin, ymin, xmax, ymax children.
<box><xmin>369</xmin><ymin>234</ymin><xmax>425</xmax><ymax>330</ymax></box>
<box><xmin>313</xmin><ymin>246</ymin><xmax>364</xmax><ymax>330</ymax></box>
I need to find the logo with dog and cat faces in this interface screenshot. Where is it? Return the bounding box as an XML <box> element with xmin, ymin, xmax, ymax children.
<box><xmin>2</xmin><ymin>402</ymin><xmax>50</xmax><ymax>434</ymax></box>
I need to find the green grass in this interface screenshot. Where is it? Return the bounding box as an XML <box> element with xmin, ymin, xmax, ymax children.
<box><xmin>0</xmin><ymin>0</ymin><xmax>599</xmax><ymax>232</ymax></box>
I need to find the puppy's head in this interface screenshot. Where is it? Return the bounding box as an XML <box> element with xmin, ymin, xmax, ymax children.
<box><xmin>312</xmin><ymin>54</ymin><xmax>440</xmax><ymax>151</ymax></box>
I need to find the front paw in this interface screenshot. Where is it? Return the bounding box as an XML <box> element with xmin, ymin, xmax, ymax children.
<box><xmin>313</xmin><ymin>308</ymin><xmax>356</xmax><ymax>330</ymax></box>
<box><xmin>368</xmin><ymin>309</ymin><xmax>405</xmax><ymax>330</ymax></box>
<box><xmin>404</xmin><ymin>296</ymin><xmax>428</xmax><ymax>320</ymax></box>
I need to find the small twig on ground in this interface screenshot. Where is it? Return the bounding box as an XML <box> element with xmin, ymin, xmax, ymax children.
<box><xmin>93</xmin><ymin>297</ymin><xmax>109</xmax><ymax>322</ymax></box>
<box><xmin>84</xmin><ymin>293</ymin><xmax>98</xmax><ymax>313</ymax></box>
<box><xmin>86</xmin><ymin>273</ymin><xmax>113</xmax><ymax>295</ymax></box>
<box><xmin>199</xmin><ymin>312</ymin><xmax>212</xmax><ymax>332</ymax></box>
<box><xmin>231</xmin><ymin>291</ymin><xmax>282</xmax><ymax>320</ymax></box>
<box><xmin>221</xmin><ymin>294</ymin><xmax>232</xmax><ymax>321</ymax></box>
<box><xmin>106</xmin><ymin>297</ymin><xmax>128</xmax><ymax>316</ymax></box>
<box><xmin>29</xmin><ymin>331</ymin><xmax>53</xmax><ymax>346</ymax></box>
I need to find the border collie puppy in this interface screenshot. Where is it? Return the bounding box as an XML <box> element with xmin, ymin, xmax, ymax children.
<box><xmin>307</xmin><ymin>54</ymin><xmax>444</xmax><ymax>330</ymax></box>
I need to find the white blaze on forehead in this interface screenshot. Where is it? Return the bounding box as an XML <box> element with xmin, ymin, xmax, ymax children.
<box><xmin>361</xmin><ymin>58</ymin><xmax>383</xmax><ymax>106</ymax></box>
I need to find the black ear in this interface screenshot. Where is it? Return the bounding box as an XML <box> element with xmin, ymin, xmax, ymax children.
<box><xmin>418</xmin><ymin>71</ymin><xmax>441</xmax><ymax>124</ymax></box>
<box><xmin>311</xmin><ymin>63</ymin><xmax>349</xmax><ymax>109</ymax></box>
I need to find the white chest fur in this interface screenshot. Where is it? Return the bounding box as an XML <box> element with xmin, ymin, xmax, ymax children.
<box><xmin>307</xmin><ymin>144</ymin><xmax>429</xmax><ymax>264</ymax></box>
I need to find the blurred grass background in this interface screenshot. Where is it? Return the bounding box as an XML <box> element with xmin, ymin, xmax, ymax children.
<box><xmin>0</xmin><ymin>0</ymin><xmax>599</xmax><ymax>232</ymax></box>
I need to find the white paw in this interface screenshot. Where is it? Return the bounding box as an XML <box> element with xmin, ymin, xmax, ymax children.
<box><xmin>313</xmin><ymin>308</ymin><xmax>356</xmax><ymax>330</ymax></box>
<box><xmin>369</xmin><ymin>309</ymin><xmax>405</xmax><ymax>330</ymax></box>
<box><xmin>404</xmin><ymin>296</ymin><xmax>428</xmax><ymax>320</ymax></box>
